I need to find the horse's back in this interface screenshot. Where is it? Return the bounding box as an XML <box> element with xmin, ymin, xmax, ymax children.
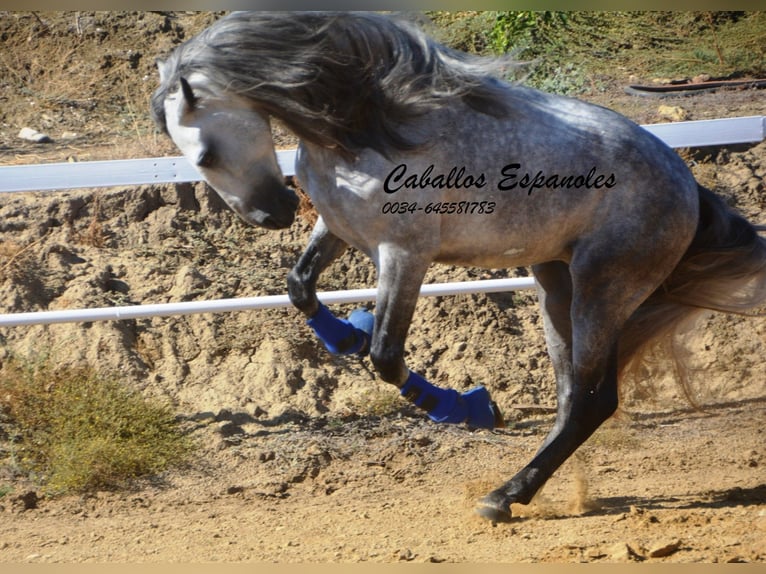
<box><xmin>298</xmin><ymin>82</ymin><xmax>699</xmax><ymax>271</ymax></box>
<box><xmin>421</xmin><ymin>85</ymin><xmax>700</xmax><ymax>268</ymax></box>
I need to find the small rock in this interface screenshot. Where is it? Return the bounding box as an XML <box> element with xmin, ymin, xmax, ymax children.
<box><xmin>18</xmin><ymin>127</ymin><xmax>52</xmax><ymax>143</ymax></box>
<box><xmin>258</xmin><ymin>450</ymin><xmax>276</xmax><ymax>463</ymax></box>
<box><xmin>607</xmin><ymin>542</ymin><xmax>643</xmax><ymax>562</ymax></box>
<box><xmin>397</xmin><ymin>548</ymin><xmax>415</xmax><ymax>561</ymax></box>
<box><xmin>692</xmin><ymin>73</ymin><xmax>711</xmax><ymax>83</ymax></box>
<box><xmin>218</xmin><ymin>421</ymin><xmax>243</xmax><ymax>438</ymax></box>
<box><xmin>649</xmin><ymin>539</ymin><xmax>682</xmax><ymax>558</ymax></box>
<box><xmin>744</xmin><ymin>449</ymin><xmax>761</xmax><ymax>467</ymax></box>
<box><xmin>411</xmin><ymin>433</ymin><xmax>432</xmax><ymax>447</ymax></box>
<box><xmin>452</xmin><ymin>341</ymin><xmax>468</xmax><ymax>358</ymax></box>
<box><xmin>657</xmin><ymin>105</ymin><xmax>689</xmax><ymax>122</ymax></box>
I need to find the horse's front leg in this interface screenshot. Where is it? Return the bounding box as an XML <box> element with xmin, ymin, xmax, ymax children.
<box><xmin>370</xmin><ymin>245</ymin><xmax>504</xmax><ymax>430</ymax></box>
<box><xmin>288</xmin><ymin>218</ymin><xmax>374</xmax><ymax>355</ymax></box>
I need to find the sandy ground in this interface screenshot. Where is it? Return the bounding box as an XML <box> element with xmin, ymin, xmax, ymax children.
<box><xmin>1</xmin><ymin>400</ymin><xmax>764</xmax><ymax>563</ymax></box>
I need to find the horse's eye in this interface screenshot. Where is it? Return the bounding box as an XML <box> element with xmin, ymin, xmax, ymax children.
<box><xmin>197</xmin><ymin>149</ymin><xmax>216</xmax><ymax>168</ymax></box>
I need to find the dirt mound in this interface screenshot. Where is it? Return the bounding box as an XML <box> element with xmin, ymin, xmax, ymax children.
<box><xmin>0</xmin><ymin>175</ymin><xmax>548</xmax><ymax>420</ymax></box>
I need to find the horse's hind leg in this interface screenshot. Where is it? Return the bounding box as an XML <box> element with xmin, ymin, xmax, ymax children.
<box><xmin>528</xmin><ymin>261</ymin><xmax>577</xmax><ymax>451</ymax></box>
<box><xmin>476</xmin><ymin>256</ymin><xmax>652</xmax><ymax>522</ymax></box>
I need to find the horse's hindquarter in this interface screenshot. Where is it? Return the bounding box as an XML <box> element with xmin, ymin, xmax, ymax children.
<box><xmin>297</xmin><ymin>86</ymin><xmax>699</xmax><ymax>270</ymax></box>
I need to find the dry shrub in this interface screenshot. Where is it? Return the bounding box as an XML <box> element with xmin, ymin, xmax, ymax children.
<box><xmin>0</xmin><ymin>356</ymin><xmax>194</xmax><ymax>494</ymax></box>
<box><xmin>0</xmin><ymin>240</ymin><xmax>38</xmax><ymax>284</ymax></box>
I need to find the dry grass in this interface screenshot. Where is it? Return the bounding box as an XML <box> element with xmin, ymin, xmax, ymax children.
<box><xmin>0</xmin><ymin>355</ymin><xmax>195</xmax><ymax>495</ymax></box>
<box><xmin>345</xmin><ymin>387</ymin><xmax>404</xmax><ymax>419</ymax></box>
<box><xmin>0</xmin><ymin>239</ymin><xmax>42</xmax><ymax>284</ymax></box>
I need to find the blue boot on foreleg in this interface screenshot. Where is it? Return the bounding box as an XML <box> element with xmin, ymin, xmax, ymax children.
<box><xmin>307</xmin><ymin>305</ymin><xmax>503</xmax><ymax>429</ymax></box>
<box><xmin>399</xmin><ymin>371</ymin><xmax>505</xmax><ymax>429</ymax></box>
<box><xmin>306</xmin><ymin>303</ymin><xmax>374</xmax><ymax>356</ymax></box>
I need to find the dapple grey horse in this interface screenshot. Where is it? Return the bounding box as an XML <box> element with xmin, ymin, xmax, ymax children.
<box><xmin>151</xmin><ymin>12</ymin><xmax>766</xmax><ymax>522</ymax></box>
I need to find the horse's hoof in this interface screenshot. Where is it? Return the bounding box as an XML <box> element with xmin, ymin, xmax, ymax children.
<box><xmin>491</xmin><ymin>400</ymin><xmax>506</xmax><ymax>429</ymax></box>
<box><xmin>347</xmin><ymin>308</ymin><xmax>374</xmax><ymax>356</ymax></box>
<box><xmin>475</xmin><ymin>496</ymin><xmax>513</xmax><ymax>523</ymax></box>
<box><xmin>348</xmin><ymin>308</ymin><xmax>374</xmax><ymax>336</ymax></box>
<box><xmin>463</xmin><ymin>387</ymin><xmax>506</xmax><ymax>429</ymax></box>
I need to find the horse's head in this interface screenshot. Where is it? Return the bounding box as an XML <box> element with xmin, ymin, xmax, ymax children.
<box><xmin>155</xmin><ymin>68</ymin><xmax>298</xmax><ymax>230</ymax></box>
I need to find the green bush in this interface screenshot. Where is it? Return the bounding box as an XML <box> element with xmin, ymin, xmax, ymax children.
<box><xmin>0</xmin><ymin>357</ymin><xmax>193</xmax><ymax>494</ymax></box>
<box><xmin>489</xmin><ymin>11</ymin><xmax>594</xmax><ymax>95</ymax></box>
<box><xmin>489</xmin><ymin>11</ymin><xmax>569</xmax><ymax>55</ymax></box>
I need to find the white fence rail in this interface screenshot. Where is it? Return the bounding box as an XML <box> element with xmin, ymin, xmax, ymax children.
<box><xmin>0</xmin><ymin>150</ymin><xmax>298</xmax><ymax>193</ymax></box>
<box><xmin>0</xmin><ymin>278</ymin><xmax>536</xmax><ymax>327</ymax></box>
<box><xmin>0</xmin><ymin>115</ymin><xmax>764</xmax><ymax>327</ymax></box>
<box><xmin>1</xmin><ymin>117</ymin><xmax>763</xmax><ymax>193</ymax></box>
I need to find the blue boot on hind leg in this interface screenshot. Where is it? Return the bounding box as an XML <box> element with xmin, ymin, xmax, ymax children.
<box><xmin>400</xmin><ymin>371</ymin><xmax>505</xmax><ymax>430</ymax></box>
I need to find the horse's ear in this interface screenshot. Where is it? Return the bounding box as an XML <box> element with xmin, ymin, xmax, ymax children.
<box><xmin>156</xmin><ymin>58</ymin><xmax>169</xmax><ymax>82</ymax></box>
<box><xmin>180</xmin><ymin>77</ymin><xmax>197</xmax><ymax>110</ymax></box>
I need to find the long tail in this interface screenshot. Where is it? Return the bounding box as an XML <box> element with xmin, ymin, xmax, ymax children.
<box><xmin>619</xmin><ymin>184</ymin><xmax>766</xmax><ymax>402</ymax></box>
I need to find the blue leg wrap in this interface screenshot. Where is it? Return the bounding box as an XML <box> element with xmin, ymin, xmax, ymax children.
<box><xmin>306</xmin><ymin>303</ymin><xmax>374</xmax><ymax>356</ymax></box>
<box><xmin>400</xmin><ymin>371</ymin><xmax>500</xmax><ymax>429</ymax></box>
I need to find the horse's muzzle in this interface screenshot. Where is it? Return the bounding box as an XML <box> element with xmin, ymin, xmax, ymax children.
<box><xmin>248</xmin><ymin>186</ymin><xmax>299</xmax><ymax>230</ymax></box>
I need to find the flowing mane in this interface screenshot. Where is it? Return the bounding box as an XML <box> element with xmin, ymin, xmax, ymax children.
<box><xmin>151</xmin><ymin>11</ymin><xmax>513</xmax><ymax>156</ymax></box>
